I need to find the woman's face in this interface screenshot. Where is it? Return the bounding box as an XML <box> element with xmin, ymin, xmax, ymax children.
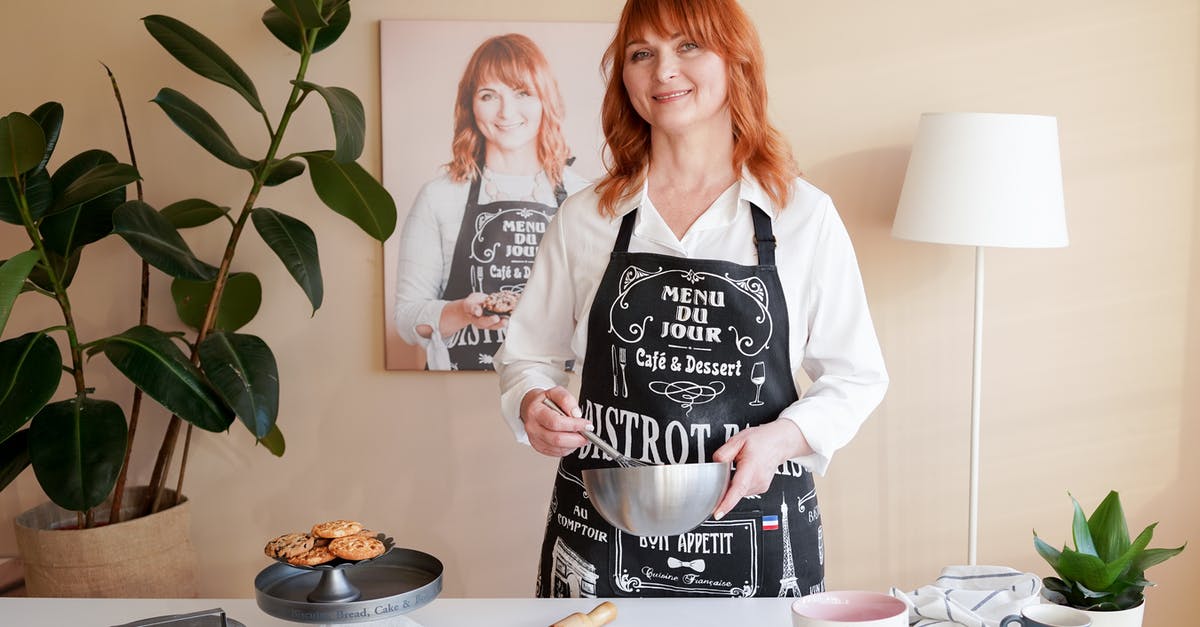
<box><xmin>621</xmin><ymin>30</ymin><xmax>729</xmax><ymax>135</ymax></box>
<box><xmin>472</xmin><ymin>79</ymin><xmax>543</xmax><ymax>155</ymax></box>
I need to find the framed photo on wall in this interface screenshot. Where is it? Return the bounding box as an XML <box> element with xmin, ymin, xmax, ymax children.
<box><xmin>380</xmin><ymin>20</ymin><xmax>614</xmax><ymax>371</ymax></box>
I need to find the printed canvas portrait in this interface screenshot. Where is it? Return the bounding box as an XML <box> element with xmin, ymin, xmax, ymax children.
<box><xmin>381</xmin><ymin>20</ymin><xmax>613</xmax><ymax>371</ymax></box>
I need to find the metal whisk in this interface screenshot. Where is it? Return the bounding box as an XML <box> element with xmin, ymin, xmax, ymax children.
<box><xmin>541</xmin><ymin>397</ymin><xmax>651</xmax><ymax>468</ymax></box>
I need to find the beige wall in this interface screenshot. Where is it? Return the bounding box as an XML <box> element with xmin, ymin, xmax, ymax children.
<box><xmin>2</xmin><ymin>0</ymin><xmax>1196</xmax><ymax>622</ymax></box>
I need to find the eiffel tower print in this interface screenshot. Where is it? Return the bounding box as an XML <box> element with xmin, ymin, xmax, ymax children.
<box><xmin>777</xmin><ymin>496</ymin><xmax>802</xmax><ymax>597</ymax></box>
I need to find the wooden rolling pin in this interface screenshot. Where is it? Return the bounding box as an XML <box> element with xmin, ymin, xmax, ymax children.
<box><xmin>550</xmin><ymin>601</ymin><xmax>618</xmax><ymax>627</ymax></box>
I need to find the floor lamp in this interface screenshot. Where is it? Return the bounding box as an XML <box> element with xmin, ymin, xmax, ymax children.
<box><xmin>891</xmin><ymin>112</ymin><xmax>1069</xmax><ymax>565</ymax></box>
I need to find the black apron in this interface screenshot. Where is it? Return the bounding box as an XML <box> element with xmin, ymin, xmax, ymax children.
<box><xmin>441</xmin><ymin>171</ymin><xmax>567</xmax><ymax>370</ymax></box>
<box><xmin>536</xmin><ymin>203</ymin><xmax>824</xmax><ymax>598</ymax></box>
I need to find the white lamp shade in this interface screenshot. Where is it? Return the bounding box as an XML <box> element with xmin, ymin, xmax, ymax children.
<box><xmin>892</xmin><ymin>112</ymin><xmax>1068</xmax><ymax>248</ymax></box>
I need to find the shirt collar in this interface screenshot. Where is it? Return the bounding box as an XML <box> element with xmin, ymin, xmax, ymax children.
<box><xmin>612</xmin><ymin>167</ymin><xmax>775</xmax><ymax>221</ymax></box>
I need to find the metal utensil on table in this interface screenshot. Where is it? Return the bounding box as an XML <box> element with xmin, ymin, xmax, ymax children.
<box><xmin>540</xmin><ymin>397</ymin><xmax>650</xmax><ymax>468</ymax></box>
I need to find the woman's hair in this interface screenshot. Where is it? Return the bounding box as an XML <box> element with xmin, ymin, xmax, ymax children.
<box><xmin>595</xmin><ymin>0</ymin><xmax>798</xmax><ymax>215</ymax></box>
<box><xmin>447</xmin><ymin>33</ymin><xmax>571</xmax><ymax>186</ymax></box>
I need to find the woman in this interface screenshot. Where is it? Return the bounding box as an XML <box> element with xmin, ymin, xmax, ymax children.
<box><xmin>495</xmin><ymin>0</ymin><xmax>888</xmax><ymax>598</ymax></box>
<box><xmin>393</xmin><ymin>33</ymin><xmax>590</xmax><ymax>370</ymax></box>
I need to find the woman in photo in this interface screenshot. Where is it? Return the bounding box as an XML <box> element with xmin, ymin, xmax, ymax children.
<box><xmin>393</xmin><ymin>33</ymin><xmax>590</xmax><ymax>371</ymax></box>
<box><xmin>496</xmin><ymin>0</ymin><xmax>888</xmax><ymax>598</ymax></box>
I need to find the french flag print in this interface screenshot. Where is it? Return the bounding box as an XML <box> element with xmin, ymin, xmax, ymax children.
<box><xmin>762</xmin><ymin>515</ymin><xmax>779</xmax><ymax>531</ymax></box>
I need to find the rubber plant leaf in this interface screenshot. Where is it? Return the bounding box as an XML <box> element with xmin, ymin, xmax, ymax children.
<box><xmin>199</xmin><ymin>331</ymin><xmax>279</xmax><ymax>439</ymax></box>
<box><xmin>0</xmin><ymin>429</ymin><xmax>30</xmax><ymax>492</ymax></box>
<box><xmin>28</xmin><ymin>102</ymin><xmax>64</xmax><ymax>175</ymax></box>
<box><xmin>258</xmin><ymin>423</ymin><xmax>285</xmax><ymax>457</ymax></box>
<box><xmin>300</xmin><ymin>151</ymin><xmax>396</xmax><ymax>241</ymax></box>
<box><xmin>29</xmin><ymin>397</ymin><xmax>127</xmax><ymax>512</ymax></box>
<box><xmin>261</xmin><ymin>1</ymin><xmax>349</xmax><ymax>54</ymax></box>
<box><xmin>113</xmin><ymin>200</ymin><xmax>219</xmax><ymax>281</ymax></box>
<box><xmin>292</xmin><ymin>81</ymin><xmax>363</xmax><ymax>162</ymax></box>
<box><xmin>0</xmin><ymin>332</ymin><xmax>62</xmax><ymax>443</ymax></box>
<box><xmin>262</xmin><ymin>159</ymin><xmax>305</xmax><ymax>187</ymax></box>
<box><xmin>170</xmin><ymin>272</ymin><xmax>262</xmax><ymax>332</ymax></box>
<box><xmin>50</xmin><ymin>162</ymin><xmax>139</xmax><ymax>216</ymax></box>
<box><xmin>0</xmin><ymin>169</ymin><xmax>52</xmax><ymax>226</ymax></box>
<box><xmin>143</xmin><ymin>15</ymin><xmax>265</xmax><ymax>114</ymax></box>
<box><xmin>95</xmin><ymin>325</ymin><xmax>234</xmax><ymax>433</ymax></box>
<box><xmin>42</xmin><ymin>150</ymin><xmax>125</xmax><ymax>252</ymax></box>
<box><xmin>269</xmin><ymin>0</ymin><xmax>328</xmax><ymax>29</ymax></box>
<box><xmin>0</xmin><ymin>112</ymin><xmax>45</xmax><ymax>178</ymax></box>
<box><xmin>251</xmin><ymin>208</ymin><xmax>322</xmax><ymax>312</ymax></box>
<box><xmin>0</xmin><ymin>250</ymin><xmax>40</xmax><ymax>335</ymax></box>
<box><xmin>26</xmin><ymin>247</ymin><xmax>80</xmax><ymax>292</ymax></box>
<box><xmin>161</xmin><ymin>198</ymin><xmax>229</xmax><ymax>229</ymax></box>
<box><xmin>150</xmin><ymin>88</ymin><xmax>257</xmax><ymax>170</ymax></box>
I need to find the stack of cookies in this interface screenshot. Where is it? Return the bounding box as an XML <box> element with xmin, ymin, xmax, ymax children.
<box><xmin>264</xmin><ymin>519</ymin><xmax>387</xmax><ymax>567</ymax></box>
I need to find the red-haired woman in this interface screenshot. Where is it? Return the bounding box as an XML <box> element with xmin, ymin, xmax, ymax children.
<box><xmin>496</xmin><ymin>0</ymin><xmax>888</xmax><ymax>598</ymax></box>
<box><xmin>393</xmin><ymin>33</ymin><xmax>589</xmax><ymax>370</ymax></box>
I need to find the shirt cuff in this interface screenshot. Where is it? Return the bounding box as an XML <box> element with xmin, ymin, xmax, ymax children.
<box><xmin>778</xmin><ymin>408</ymin><xmax>834</xmax><ymax>476</ymax></box>
<box><xmin>499</xmin><ymin>371</ymin><xmax>563</xmax><ymax>444</ymax></box>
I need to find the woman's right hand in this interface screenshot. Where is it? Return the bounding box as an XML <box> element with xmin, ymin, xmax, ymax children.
<box><xmin>437</xmin><ymin>292</ymin><xmax>507</xmax><ymax>337</ymax></box>
<box><xmin>519</xmin><ymin>387</ymin><xmax>592</xmax><ymax>457</ymax></box>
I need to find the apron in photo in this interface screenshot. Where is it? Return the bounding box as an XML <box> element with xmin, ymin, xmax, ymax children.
<box><xmin>440</xmin><ymin>171</ymin><xmax>566</xmax><ymax>370</ymax></box>
<box><xmin>536</xmin><ymin>204</ymin><xmax>824</xmax><ymax>598</ymax></box>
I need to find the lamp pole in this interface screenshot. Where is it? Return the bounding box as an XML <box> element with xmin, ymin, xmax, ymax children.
<box><xmin>968</xmin><ymin>246</ymin><xmax>985</xmax><ymax>566</ymax></box>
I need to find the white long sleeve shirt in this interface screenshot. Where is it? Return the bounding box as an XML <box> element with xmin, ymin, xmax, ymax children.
<box><xmin>392</xmin><ymin>168</ymin><xmax>591</xmax><ymax>368</ymax></box>
<box><xmin>494</xmin><ymin>172</ymin><xmax>888</xmax><ymax>475</ymax></box>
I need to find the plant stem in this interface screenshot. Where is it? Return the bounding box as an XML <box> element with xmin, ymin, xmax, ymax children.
<box><xmin>104</xmin><ymin>63</ymin><xmax>148</xmax><ymax>525</ymax></box>
<box><xmin>151</xmin><ymin>32</ymin><xmax>317</xmax><ymax>512</ymax></box>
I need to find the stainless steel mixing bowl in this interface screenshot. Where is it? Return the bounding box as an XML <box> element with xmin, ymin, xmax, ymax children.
<box><xmin>581</xmin><ymin>461</ymin><xmax>731</xmax><ymax>536</ymax></box>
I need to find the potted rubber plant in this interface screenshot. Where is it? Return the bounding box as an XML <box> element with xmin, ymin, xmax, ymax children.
<box><xmin>1033</xmin><ymin>491</ymin><xmax>1186</xmax><ymax>627</ymax></box>
<box><xmin>1</xmin><ymin>0</ymin><xmax>395</xmax><ymax>597</ymax></box>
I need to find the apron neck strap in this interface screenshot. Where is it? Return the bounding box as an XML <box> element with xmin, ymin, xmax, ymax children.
<box><xmin>614</xmin><ymin>202</ymin><xmax>777</xmax><ymax>266</ymax></box>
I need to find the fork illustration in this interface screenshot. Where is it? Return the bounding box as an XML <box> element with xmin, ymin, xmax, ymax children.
<box><xmin>618</xmin><ymin>347</ymin><xmax>628</xmax><ymax>398</ymax></box>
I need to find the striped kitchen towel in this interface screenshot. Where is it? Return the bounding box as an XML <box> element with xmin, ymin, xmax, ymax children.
<box><xmin>889</xmin><ymin>565</ymin><xmax>1042</xmax><ymax>627</ymax></box>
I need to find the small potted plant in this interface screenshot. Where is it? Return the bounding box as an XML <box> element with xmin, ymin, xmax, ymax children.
<box><xmin>1033</xmin><ymin>490</ymin><xmax>1186</xmax><ymax>627</ymax></box>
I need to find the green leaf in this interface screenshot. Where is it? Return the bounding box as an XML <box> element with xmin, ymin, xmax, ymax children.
<box><xmin>263</xmin><ymin>159</ymin><xmax>305</xmax><ymax>187</ymax></box>
<box><xmin>0</xmin><ymin>169</ymin><xmax>53</xmax><ymax>225</ymax></box>
<box><xmin>251</xmin><ymin>208</ymin><xmax>322</xmax><ymax>311</ymax></box>
<box><xmin>1057</xmin><ymin>548</ymin><xmax>1111</xmax><ymax>592</ymax></box>
<box><xmin>113</xmin><ymin>200</ymin><xmax>218</xmax><ymax>281</ymax></box>
<box><xmin>199</xmin><ymin>332</ymin><xmax>278</xmax><ymax>439</ymax></box>
<box><xmin>269</xmin><ymin>0</ymin><xmax>328</xmax><ymax>29</ymax></box>
<box><xmin>51</xmin><ymin>162</ymin><xmax>139</xmax><ymax>215</ymax></box>
<box><xmin>0</xmin><ymin>250</ymin><xmax>40</xmax><ymax>336</ymax></box>
<box><xmin>0</xmin><ymin>112</ymin><xmax>45</xmax><ymax>178</ymax></box>
<box><xmin>258</xmin><ymin>423</ymin><xmax>285</xmax><ymax>457</ymax></box>
<box><xmin>1130</xmin><ymin>544</ymin><xmax>1187</xmax><ymax>574</ymax></box>
<box><xmin>1088</xmin><ymin>491</ymin><xmax>1131</xmax><ymax>562</ymax></box>
<box><xmin>301</xmin><ymin>151</ymin><xmax>396</xmax><ymax>241</ymax></box>
<box><xmin>29</xmin><ymin>397</ymin><xmax>127</xmax><ymax>512</ymax></box>
<box><xmin>170</xmin><ymin>272</ymin><xmax>262</xmax><ymax>332</ymax></box>
<box><xmin>1034</xmin><ymin>532</ymin><xmax>1063</xmax><ymax>571</ymax></box>
<box><xmin>151</xmin><ymin>88</ymin><xmax>257</xmax><ymax>170</ymax></box>
<box><xmin>143</xmin><ymin>15</ymin><xmax>265</xmax><ymax>114</ymax></box>
<box><xmin>1071</xmin><ymin>493</ymin><xmax>1098</xmax><ymax>557</ymax></box>
<box><xmin>26</xmin><ymin>247</ymin><xmax>80</xmax><ymax>292</ymax></box>
<box><xmin>96</xmin><ymin>325</ymin><xmax>234</xmax><ymax>433</ymax></box>
<box><xmin>0</xmin><ymin>332</ymin><xmax>62</xmax><ymax>443</ymax></box>
<box><xmin>29</xmin><ymin>102</ymin><xmax>64</xmax><ymax>175</ymax></box>
<box><xmin>261</xmin><ymin>3</ymin><xmax>350</xmax><ymax>54</ymax></box>
<box><xmin>161</xmin><ymin>198</ymin><xmax>229</xmax><ymax>229</ymax></box>
<box><xmin>41</xmin><ymin>151</ymin><xmax>126</xmax><ymax>253</ymax></box>
<box><xmin>0</xmin><ymin>429</ymin><xmax>31</xmax><ymax>492</ymax></box>
<box><xmin>293</xmin><ymin>81</ymin><xmax>363</xmax><ymax>162</ymax></box>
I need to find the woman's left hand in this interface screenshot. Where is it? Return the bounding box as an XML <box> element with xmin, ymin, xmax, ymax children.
<box><xmin>710</xmin><ymin>420</ymin><xmax>810</xmax><ymax>519</ymax></box>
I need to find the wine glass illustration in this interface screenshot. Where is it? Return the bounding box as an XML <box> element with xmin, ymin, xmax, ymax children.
<box><xmin>749</xmin><ymin>361</ymin><xmax>766</xmax><ymax>406</ymax></box>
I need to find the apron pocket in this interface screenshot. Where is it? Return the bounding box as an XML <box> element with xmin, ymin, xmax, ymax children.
<box><xmin>609</xmin><ymin>510</ymin><xmax>763</xmax><ymax>597</ymax></box>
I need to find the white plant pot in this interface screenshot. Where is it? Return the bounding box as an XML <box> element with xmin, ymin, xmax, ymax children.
<box><xmin>1076</xmin><ymin>602</ymin><xmax>1145</xmax><ymax>627</ymax></box>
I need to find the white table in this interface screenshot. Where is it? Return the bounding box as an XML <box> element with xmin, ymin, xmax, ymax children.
<box><xmin>0</xmin><ymin>597</ymin><xmax>800</xmax><ymax>626</ymax></box>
